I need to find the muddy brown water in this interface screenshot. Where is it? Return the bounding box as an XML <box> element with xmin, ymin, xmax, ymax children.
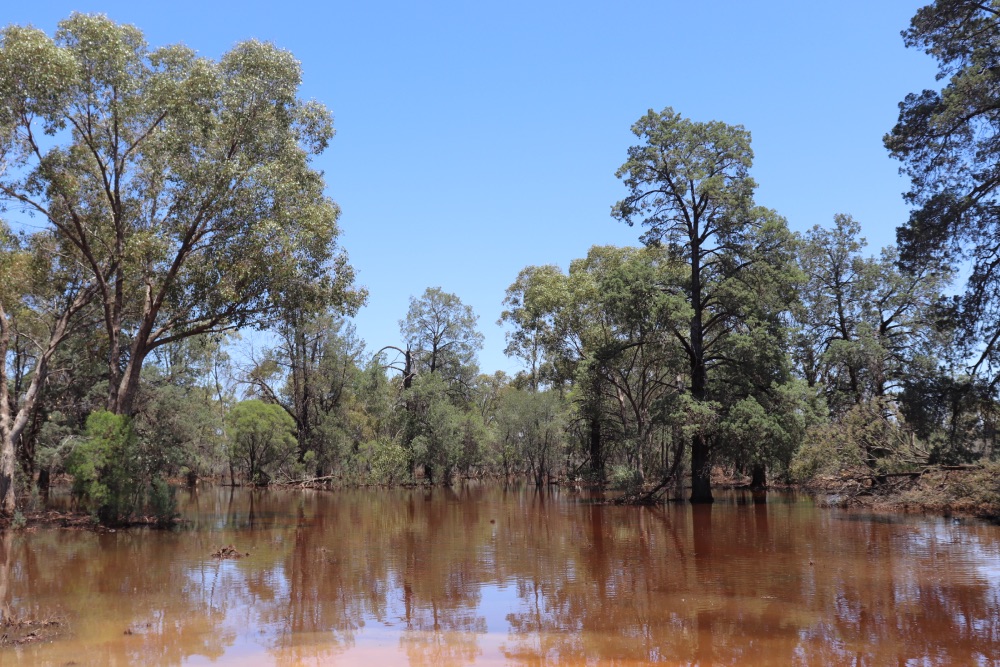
<box><xmin>0</xmin><ymin>485</ymin><xmax>998</xmax><ymax>666</ymax></box>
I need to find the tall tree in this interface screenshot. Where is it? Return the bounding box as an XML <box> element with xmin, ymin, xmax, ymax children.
<box><xmin>245</xmin><ymin>312</ymin><xmax>364</xmax><ymax>473</ymax></box>
<box><xmin>886</xmin><ymin>0</ymin><xmax>1000</xmax><ymax>383</ymax></box>
<box><xmin>0</xmin><ymin>14</ymin><xmax>361</xmax><ymax>417</ymax></box>
<box><xmin>613</xmin><ymin>107</ymin><xmax>795</xmax><ymax>502</ymax></box>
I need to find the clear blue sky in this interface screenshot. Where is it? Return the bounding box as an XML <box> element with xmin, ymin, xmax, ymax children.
<box><xmin>8</xmin><ymin>1</ymin><xmax>937</xmax><ymax>375</ymax></box>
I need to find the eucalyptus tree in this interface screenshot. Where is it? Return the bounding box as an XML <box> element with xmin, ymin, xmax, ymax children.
<box><xmin>613</xmin><ymin>107</ymin><xmax>797</xmax><ymax>502</ymax></box>
<box><xmin>401</xmin><ymin>287</ymin><xmax>484</xmax><ymax>392</ymax></box>
<box><xmin>886</xmin><ymin>0</ymin><xmax>1000</xmax><ymax>384</ymax></box>
<box><xmin>502</xmin><ymin>246</ymin><xmax>692</xmax><ymax>484</ymax></box>
<box><xmin>0</xmin><ymin>14</ymin><xmax>361</xmax><ymax>418</ymax></box>
<box><xmin>499</xmin><ymin>265</ymin><xmax>565</xmax><ymax>391</ymax></box>
<box><xmin>0</xmin><ymin>222</ymin><xmax>94</xmax><ymax>513</ymax></box>
<box><xmin>245</xmin><ymin>313</ymin><xmax>365</xmax><ymax>473</ymax></box>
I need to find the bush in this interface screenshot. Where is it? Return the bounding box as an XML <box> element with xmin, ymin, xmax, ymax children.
<box><xmin>608</xmin><ymin>464</ymin><xmax>644</xmax><ymax>494</ymax></box>
<box><xmin>67</xmin><ymin>411</ymin><xmax>146</xmax><ymax>525</ymax></box>
<box><xmin>148</xmin><ymin>476</ymin><xmax>178</xmax><ymax>527</ymax></box>
<box><xmin>363</xmin><ymin>439</ymin><xmax>410</xmax><ymax>485</ymax></box>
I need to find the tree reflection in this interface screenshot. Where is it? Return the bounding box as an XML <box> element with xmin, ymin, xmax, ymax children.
<box><xmin>4</xmin><ymin>486</ymin><xmax>1000</xmax><ymax>665</ymax></box>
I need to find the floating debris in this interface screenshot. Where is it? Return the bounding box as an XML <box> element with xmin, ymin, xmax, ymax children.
<box><xmin>0</xmin><ymin>614</ymin><xmax>64</xmax><ymax>646</ymax></box>
<box><xmin>211</xmin><ymin>544</ymin><xmax>249</xmax><ymax>559</ymax></box>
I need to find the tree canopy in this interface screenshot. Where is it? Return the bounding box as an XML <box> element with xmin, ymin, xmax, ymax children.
<box><xmin>886</xmin><ymin>0</ymin><xmax>1000</xmax><ymax>383</ymax></box>
<box><xmin>0</xmin><ymin>13</ymin><xmax>363</xmax><ymax>416</ymax></box>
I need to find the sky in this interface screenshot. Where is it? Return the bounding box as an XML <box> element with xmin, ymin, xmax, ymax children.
<box><xmin>6</xmin><ymin>1</ymin><xmax>939</xmax><ymax>376</ymax></box>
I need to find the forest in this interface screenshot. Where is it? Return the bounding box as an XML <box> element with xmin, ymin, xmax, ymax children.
<box><xmin>2</xmin><ymin>1</ymin><xmax>1000</xmax><ymax>525</ymax></box>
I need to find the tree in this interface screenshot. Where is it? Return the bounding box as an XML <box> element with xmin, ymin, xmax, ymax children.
<box><xmin>0</xmin><ymin>222</ymin><xmax>94</xmax><ymax>514</ymax></box>
<box><xmin>0</xmin><ymin>14</ymin><xmax>362</xmax><ymax>417</ymax></box>
<box><xmin>886</xmin><ymin>1</ymin><xmax>1000</xmax><ymax>383</ymax></box>
<box><xmin>793</xmin><ymin>215</ymin><xmax>948</xmax><ymax>415</ymax></box>
<box><xmin>491</xmin><ymin>387</ymin><xmax>566</xmax><ymax>485</ymax></box>
<box><xmin>227</xmin><ymin>400</ymin><xmax>297</xmax><ymax>485</ymax></box>
<box><xmin>613</xmin><ymin>107</ymin><xmax>796</xmax><ymax>502</ymax></box>
<box><xmin>401</xmin><ymin>287</ymin><xmax>484</xmax><ymax>389</ymax></box>
<box><xmin>499</xmin><ymin>265</ymin><xmax>565</xmax><ymax>391</ymax></box>
<box><xmin>245</xmin><ymin>312</ymin><xmax>364</xmax><ymax>473</ymax></box>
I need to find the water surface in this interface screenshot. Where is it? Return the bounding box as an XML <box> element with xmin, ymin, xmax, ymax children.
<box><xmin>2</xmin><ymin>485</ymin><xmax>998</xmax><ymax>665</ymax></box>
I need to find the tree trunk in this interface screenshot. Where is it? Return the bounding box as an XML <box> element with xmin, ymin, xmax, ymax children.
<box><xmin>749</xmin><ymin>463</ymin><xmax>767</xmax><ymax>490</ymax></box>
<box><xmin>690</xmin><ymin>433</ymin><xmax>713</xmax><ymax>503</ymax></box>
<box><xmin>689</xmin><ymin>228</ymin><xmax>713</xmax><ymax>504</ymax></box>
<box><xmin>0</xmin><ymin>299</ymin><xmax>82</xmax><ymax>515</ymax></box>
<box><xmin>589</xmin><ymin>416</ymin><xmax>603</xmax><ymax>481</ymax></box>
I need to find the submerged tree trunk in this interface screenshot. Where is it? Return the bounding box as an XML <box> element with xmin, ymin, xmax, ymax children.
<box><xmin>749</xmin><ymin>463</ymin><xmax>767</xmax><ymax>490</ymax></box>
<box><xmin>690</xmin><ymin>433</ymin><xmax>713</xmax><ymax>503</ymax></box>
<box><xmin>589</xmin><ymin>416</ymin><xmax>603</xmax><ymax>481</ymax></box>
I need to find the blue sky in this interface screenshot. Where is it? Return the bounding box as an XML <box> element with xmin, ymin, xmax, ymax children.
<box><xmin>8</xmin><ymin>1</ymin><xmax>937</xmax><ymax>376</ymax></box>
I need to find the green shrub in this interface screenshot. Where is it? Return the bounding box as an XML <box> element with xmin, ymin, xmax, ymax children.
<box><xmin>67</xmin><ymin>411</ymin><xmax>145</xmax><ymax>525</ymax></box>
<box><xmin>363</xmin><ymin>439</ymin><xmax>409</xmax><ymax>485</ymax></box>
<box><xmin>608</xmin><ymin>464</ymin><xmax>644</xmax><ymax>494</ymax></box>
<box><xmin>148</xmin><ymin>476</ymin><xmax>178</xmax><ymax>527</ymax></box>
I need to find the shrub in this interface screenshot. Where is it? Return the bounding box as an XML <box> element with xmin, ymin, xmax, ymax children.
<box><xmin>608</xmin><ymin>464</ymin><xmax>644</xmax><ymax>494</ymax></box>
<box><xmin>67</xmin><ymin>411</ymin><xmax>146</xmax><ymax>525</ymax></box>
<box><xmin>148</xmin><ymin>476</ymin><xmax>178</xmax><ymax>527</ymax></box>
<box><xmin>363</xmin><ymin>439</ymin><xmax>410</xmax><ymax>485</ymax></box>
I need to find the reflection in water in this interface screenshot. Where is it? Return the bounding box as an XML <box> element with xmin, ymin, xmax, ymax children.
<box><xmin>1</xmin><ymin>486</ymin><xmax>999</xmax><ymax>665</ymax></box>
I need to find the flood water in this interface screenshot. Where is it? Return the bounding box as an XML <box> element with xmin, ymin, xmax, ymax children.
<box><xmin>1</xmin><ymin>485</ymin><xmax>999</xmax><ymax>666</ymax></box>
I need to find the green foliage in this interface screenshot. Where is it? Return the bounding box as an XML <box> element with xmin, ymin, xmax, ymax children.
<box><xmin>402</xmin><ymin>287</ymin><xmax>484</xmax><ymax>388</ymax></box>
<box><xmin>66</xmin><ymin>410</ymin><xmax>175</xmax><ymax>525</ymax></box>
<box><xmin>0</xmin><ymin>13</ymin><xmax>364</xmax><ymax>415</ymax></box>
<box><xmin>793</xmin><ymin>215</ymin><xmax>947</xmax><ymax>416</ymax></box>
<box><xmin>612</xmin><ymin>107</ymin><xmax>799</xmax><ymax>500</ymax></box>
<box><xmin>791</xmin><ymin>400</ymin><xmax>928</xmax><ymax>483</ymax></box>
<box><xmin>407</xmin><ymin>373</ymin><xmax>467</xmax><ymax>483</ymax></box>
<box><xmin>718</xmin><ymin>381</ymin><xmax>827</xmax><ymax>482</ymax></box>
<box><xmin>134</xmin><ymin>380</ymin><xmax>225</xmax><ymax>480</ymax></box>
<box><xmin>360</xmin><ymin>439</ymin><xmax>410</xmax><ymax>485</ymax></box>
<box><xmin>490</xmin><ymin>387</ymin><xmax>567</xmax><ymax>484</ymax></box>
<box><xmin>608</xmin><ymin>464</ymin><xmax>644</xmax><ymax>494</ymax></box>
<box><xmin>227</xmin><ymin>400</ymin><xmax>298</xmax><ymax>485</ymax></box>
<box><xmin>886</xmin><ymin>0</ymin><xmax>1000</xmax><ymax>381</ymax></box>
<box><xmin>148</xmin><ymin>476</ymin><xmax>178</xmax><ymax>527</ymax></box>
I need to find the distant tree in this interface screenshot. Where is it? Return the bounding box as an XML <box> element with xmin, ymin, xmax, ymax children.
<box><xmin>245</xmin><ymin>312</ymin><xmax>364</xmax><ymax>473</ymax></box>
<box><xmin>401</xmin><ymin>287</ymin><xmax>484</xmax><ymax>389</ymax></box>
<box><xmin>613</xmin><ymin>107</ymin><xmax>796</xmax><ymax>502</ymax></box>
<box><xmin>227</xmin><ymin>400</ymin><xmax>297</xmax><ymax>485</ymax></box>
<box><xmin>499</xmin><ymin>265</ymin><xmax>565</xmax><ymax>391</ymax></box>
<box><xmin>793</xmin><ymin>215</ymin><xmax>948</xmax><ymax>415</ymax></box>
<box><xmin>491</xmin><ymin>387</ymin><xmax>566</xmax><ymax>485</ymax></box>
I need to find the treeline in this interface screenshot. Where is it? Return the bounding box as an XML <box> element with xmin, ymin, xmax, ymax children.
<box><xmin>3</xmin><ymin>2</ymin><xmax>1000</xmax><ymax>521</ymax></box>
